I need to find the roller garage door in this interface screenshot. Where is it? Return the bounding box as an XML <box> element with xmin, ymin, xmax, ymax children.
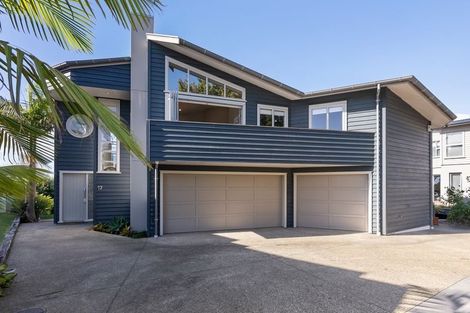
<box><xmin>296</xmin><ymin>174</ymin><xmax>368</xmax><ymax>231</ymax></box>
<box><xmin>162</xmin><ymin>173</ymin><xmax>284</xmax><ymax>234</ymax></box>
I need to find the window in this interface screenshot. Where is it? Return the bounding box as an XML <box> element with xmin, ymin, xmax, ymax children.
<box><xmin>165</xmin><ymin>57</ymin><xmax>246</xmax><ymax>125</ymax></box>
<box><xmin>309</xmin><ymin>101</ymin><xmax>347</xmax><ymax>131</ymax></box>
<box><xmin>445</xmin><ymin>132</ymin><xmax>464</xmax><ymax>158</ymax></box>
<box><xmin>257</xmin><ymin>105</ymin><xmax>288</xmax><ymax>127</ymax></box>
<box><xmin>433</xmin><ymin>175</ymin><xmax>441</xmax><ymax>199</ymax></box>
<box><xmin>450</xmin><ymin>173</ymin><xmax>462</xmax><ymax>189</ymax></box>
<box><xmin>432</xmin><ymin>138</ymin><xmax>441</xmax><ymax>158</ymax></box>
<box><xmin>98</xmin><ymin>99</ymin><xmax>120</xmax><ymax>173</ymax></box>
<box><xmin>166</xmin><ymin>58</ymin><xmax>245</xmax><ymax>100</ymax></box>
<box><xmin>66</xmin><ymin>114</ymin><xmax>94</xmax><ymax>138</ymax></box>
<box><xmin>178</xmin><ymin>102</ymin><xmax>241</xmax><ymax>124</ymax></box>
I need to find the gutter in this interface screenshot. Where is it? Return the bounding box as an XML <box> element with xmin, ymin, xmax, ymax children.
<box><xmin>376</xmin><ymin>83</ymin><xmax>382</xmax><ymax>235</ymax></box>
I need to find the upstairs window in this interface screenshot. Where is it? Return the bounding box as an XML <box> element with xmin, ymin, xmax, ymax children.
<box><xmin>432</xmin><ymin>138</ymin><xmax>441</xmax><ymax>158</ymax></box>
<box><xmin>166</xmin><ymin>58</ymin><xmax>245</xmax><ymax>100</ymax></box>
<box><xmin>98</xmin><ymin>99</ymin><xmax>120</xmax><ymax>173</ymax></box>
<box><xmin>258</xmin><ymin>104</ymin><xmax>288</xmax><ymax>127</ymax></box>
<box><xmin>309</xmin><ymin>101</ymin><xmax>347</xmax><ymax>131</ymax></box>
<box><xmin>445</xmin><ymin>132</ymin><xmax>464</xmax><ymax>158</ymax></box>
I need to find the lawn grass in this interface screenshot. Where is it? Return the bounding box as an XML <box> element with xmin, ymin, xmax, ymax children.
<box><xmin>0</xmin><ymin>212</ymin><xmax>16</xmax><ymax>243</ymax></box>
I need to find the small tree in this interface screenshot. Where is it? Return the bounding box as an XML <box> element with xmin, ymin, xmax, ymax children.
<box><xmin>446</xmin><ymin>187</ymin><xmax>466</xmax><ymax>207</ymax></box>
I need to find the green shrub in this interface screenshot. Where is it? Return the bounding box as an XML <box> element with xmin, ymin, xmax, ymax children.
<box><xmin>0</xmin><ymin>263</ymin><xmax>16</xmax><ymax>297</ymax></box>
<box><xmin>92</xmin><ymin>217</ymin><xmax>147</xmax><ymax>238</ymax></box>
<box><xmin>37</xmin><ymin>178</ymin><xmax>54</xmax><ymax>198</ymax></box>
<box><xmin>35</xmin><ymin>194</ymin><xmax>53</xmax><ymax>216</ymax></box>
<box><xmin>448</xmin><ymin>201</ymin><xmax>470</xmax><ymax>225</ymax></box>
<box><xmin>446</xmin><ymin>187</ymin><xmax>466</xmax><ymax>206</ymax></box>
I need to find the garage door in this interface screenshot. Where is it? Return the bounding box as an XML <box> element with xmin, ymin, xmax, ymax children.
<box><xmin>296</xmin><ymin>174</ymin><xmax>368</xmax><ymax>231</ymax></box>
<box><xmin>163</xmin><ymin>173</ymin><xmax>284</xmax><ymax>234</ymax></box>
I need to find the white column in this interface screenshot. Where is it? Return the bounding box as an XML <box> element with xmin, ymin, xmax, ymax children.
<box><xmin>130</xmin><ymin>16</ymin><xmax>154</xmax><ymax>231</ymax></box>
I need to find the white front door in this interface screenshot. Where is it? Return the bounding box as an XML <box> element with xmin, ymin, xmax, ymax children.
<box><xmin>61</xmin><ymin>173</ymin><xmax>88</xmax><ymax>222</ymax></box>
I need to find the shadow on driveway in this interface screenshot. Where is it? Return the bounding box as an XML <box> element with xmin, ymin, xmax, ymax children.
<box><xmin>2</xmin><ymin>222</ymin><xmax>470</xmax><ymax>313</ymax></box>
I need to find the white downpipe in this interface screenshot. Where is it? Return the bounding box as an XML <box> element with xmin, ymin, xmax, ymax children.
<box><xmin>376</xmin><ymin>84</ymin><xmax>382</xmax><ymax>235</ymax></box>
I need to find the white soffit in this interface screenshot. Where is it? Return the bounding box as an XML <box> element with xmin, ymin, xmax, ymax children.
<box><xmin>146</xmin><ymin>34</ymin><xmax>301</xmax><ymax>100</ymax></box>
<box><xmin>387</xmin><ymin>82</ymin><xmax>451</xmax><ymax>128</ymax></box>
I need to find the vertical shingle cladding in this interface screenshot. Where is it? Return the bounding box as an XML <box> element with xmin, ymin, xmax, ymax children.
<box><xmin>290</xmin><ymin>90</ymin><xmax>379</xmax><ymax>233</ymax></box>
<box><xmin>148</xmin><ymin>42</ymin><xmax>291</xmax><ymax>123</ymax></box>
<box><xmin>384</xmin><ymin>90</ymin><xmax>431</xmax><ymax>233</ymax></box>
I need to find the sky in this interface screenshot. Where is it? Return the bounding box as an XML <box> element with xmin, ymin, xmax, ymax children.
<box><xmin>2</xmin><ymin>0</ymin><xmax>470</xmax><ymax>118</ymax></box>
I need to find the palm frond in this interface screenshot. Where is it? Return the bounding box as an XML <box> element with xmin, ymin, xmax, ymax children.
<box><xmin>0</xmin><ymin>101</ymin><xmax>53</xmax><ymax>165</ymax></box>
<box><xmin>0</xmin><ymin>165</ymin><xmax>49</xmax><ymax>199</ymax></box>
<box><xmin>0</xmin><ymin>0</ymin><xmax>162</xmax><ymax>52</ymax></box>
<box><xmin>0</xmin><ymin>41</ymin><xmax>150</xmax><ymax>167</ymax></box>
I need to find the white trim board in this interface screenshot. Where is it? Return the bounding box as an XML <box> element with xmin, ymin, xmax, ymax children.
<box><xmin>158</xmin><ymin>171</ymin><xmax>287</xmax><ymax>236</ymax></box>
<box><xmin>58</xmin><ymin>171</ymin><xmax>93</xmax><ymax>223</ymax></box>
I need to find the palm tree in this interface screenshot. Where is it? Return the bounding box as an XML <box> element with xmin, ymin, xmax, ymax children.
<box><xmin>0</xmin><ymin>1</ymin><xmax>161</xmax><ymax>202</ymax></box>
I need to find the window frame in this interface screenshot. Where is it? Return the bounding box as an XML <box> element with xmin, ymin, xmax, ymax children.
<box><xmin>257</xmin><ymin>104</ymin><xmax>289</xmax><ymax>128</ymax></box>
<box><xmin>444</xmin><ymin>131</ymin><xmax>464</xmax><ymax>159</ymax></box>
<box><xmin>432</xmin><ymin>138</ymin><xmax>441</xmax><ymax>158</ymax></box>
<box><xmin>308</xmin><ymin>100</ymin><xmax>347</xmax><ymax>131</ymax></box>
<box><xmin>449</xmin><ymin>172</ymin><xmax>462</xmax><ymax>190</ymax></box>
<box><xmin>165</xmin><ymin>57</ymin><xmax>246</xmax><ymax>100</ymax></box>
<box><xmin>433</xmin><ymin>174</ymin><xmax>441</xmax><ymax>199</ymax></box>
<box><xmin>97</xmin><ymin>98</ymin><xmax>121</xmax><ymax>174</ymax></box>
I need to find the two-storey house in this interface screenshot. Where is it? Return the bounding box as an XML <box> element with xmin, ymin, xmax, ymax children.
<box><xmin>53</xmin><ymin>18</ymin><xmax>455</xmax><ymax>236</ymax></box>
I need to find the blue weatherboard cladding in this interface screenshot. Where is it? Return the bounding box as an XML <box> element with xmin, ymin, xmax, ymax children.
<box><xmin>54</xmin><ymin>104</ymin><xmax>95</xmax><ymax>223</ymax></box>
<box><xmin>68</xmin><ymin>63</ymin><xmax>130</xmax><ymax>91</ymax></box>
<box><xmin>53</xmin><ymin>99</ymin><xmax>131</xmax><ymax>224</ymax></box>
<box><xmin>149</xmin><ymin>120</ymin><xmax>375</xmax><ymax>165</ymax></box>
<box><xmin>148</xmin><ymin>42</ymin><xmax>291</xmax><ymax>123</ymax></box>
<box><xmin>94</xmin><ymin>100</ymin><xmax>131</xmax><ymax>223</ymax></box>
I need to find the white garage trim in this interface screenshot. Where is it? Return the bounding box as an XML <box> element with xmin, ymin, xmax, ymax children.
<box><xmin>158</xmin><ymin>171</ymin><xmax>287</xmax><ymax>236</ymax></box>
<box><xmin>293</xmin><ymin>171</ymin><xmax>373</xmax><ymax>233</ymax></box>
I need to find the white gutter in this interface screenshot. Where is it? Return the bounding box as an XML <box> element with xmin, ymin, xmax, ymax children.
<box><xmin>376</xmin><ymin>83</ymin><xmax>382</xmax><ymax>235</ymax></box>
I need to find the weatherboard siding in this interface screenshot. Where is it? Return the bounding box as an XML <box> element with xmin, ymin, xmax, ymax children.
<box><xmin>68</xmin><ymin>63</ymin><xmax>131</xmax><ymax>91</ymax></box>
<box><xmin>385</xmin><ymin>90</ymin><xmax>431</xmax><ymax>233</ymax></box>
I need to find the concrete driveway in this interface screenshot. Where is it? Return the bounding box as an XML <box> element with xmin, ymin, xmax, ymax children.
<box><xmin>2</xmin><ymin>222</ymin><xmax>470</xmax><ymax>313</ymax></box>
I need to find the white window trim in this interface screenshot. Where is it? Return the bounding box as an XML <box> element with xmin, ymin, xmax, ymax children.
<box><xmin>432</xmin><ymin>138</ymin><xmax>441</xmax><ymax>158</ymax></box>
<box><xmin>257</xmin><ymin>104</ymin><xmax>289</xmax><ymax>127</ymax></box>
<box><xmin>449</xmin><ymin>172</ymin><xmax>462</xmax><ymax>189</ymax></box>
<box><xmin>308</xmin><ymin>100</ymin><xmax>347</xmax><ymax>131</ymax></box>
<box><xmin>444</xmin><ymin>131</ymin><xmax>464</xmax><ymax>159</ymax></box>
<box><xmin>164</xmin><ymin>56</ymin><xmax>246</xmax><ymax>100</ymax></box>
<box><xmin>97</xmin><ymin>98</ymin><xmax>121</xmax><ymax>174</ymax></box>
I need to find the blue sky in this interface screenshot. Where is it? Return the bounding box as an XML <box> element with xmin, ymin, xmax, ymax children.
<box><xmin>3</xmin><ymin>0</ymin><xmax>470</xmax><ymax>117</ymax></box>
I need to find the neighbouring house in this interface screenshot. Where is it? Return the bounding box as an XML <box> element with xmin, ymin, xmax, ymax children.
<box><xmin>433</xmin><ymin>118</ymin><xmax>470</xmax><ymax>201</ymax></box>
<box><xmin>53</xmin><ymin>18</ymin><xmax>455</xmax><ymax>236</ymax></box>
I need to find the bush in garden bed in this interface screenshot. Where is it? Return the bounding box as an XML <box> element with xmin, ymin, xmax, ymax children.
<box><xmin>93</xmin><ymin>217</ymin><xmax>147</xmax><ymax>238</ymax></box>
<box><xmin>0</xmin><ymin>263</ymin><xmax>16</xmax><ymax>297</ymax></box>
<box><xmin>446</xmin><ymin>187</ymin><xmax>470</xmax><ymax>226</ymax></box>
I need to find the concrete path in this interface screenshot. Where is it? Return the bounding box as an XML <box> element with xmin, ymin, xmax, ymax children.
<box><xmin>1</xmin><ymin>222</ymin><xmax>470</xmax><ymax>313</ymax></box>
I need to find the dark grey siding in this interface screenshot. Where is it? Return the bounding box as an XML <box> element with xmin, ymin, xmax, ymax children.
<box><xmin>148</xmin><ymin>42</ymin><xmax>291</xmax><ymax>123</ymax></box>
<box><xmin>93</xmin><ymin>100</ymin><xmax>131</xmax><ymax>222</ymax></box>
<box><xmin>68</xmin><ymin>63</ymin><xmax>130</xmax><ymax>91</ymax></box>
<box><xmin>149</xmin><ymin>120</ymin><xmax>375</xmax><ymax>166</ymax></box>
<box><xmin>385</xmin><ymin>90</ymin><xmax>431</xmax><ymax>233</ymax></box>
<box><xmin>287</xmin><ymin>90</ymin><xmax>380</xmax><ymax>232</ymax></box>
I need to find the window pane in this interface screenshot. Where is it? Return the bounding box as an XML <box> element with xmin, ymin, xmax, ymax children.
<box><xmin>329</xmin><ymin>110</ymin><xmax>343</xmax><ymax>130</ymax></box>
<box><xmin>311</xmin><ymin>109</ymin><xmax>327</xmax><ymax>129</ymax></box>
<box><xmin>446</xmin><ymin>132</ymin><xmax>462</xmax><ymax>145</ymax></box>
<box><xmin>178</xmin><ymin>101</ymin><xmax>241</xmax><ymax>124</ymax></box>
<box><xmin>274</xmin><ymin>110</ymin><xmax>285</xmax><ymax>127</ymax></box>
<box><xmin>450</xmin><ymin>173</ymin><xmax>461</xmax><ymax>189</ymax></box>
<box><xmin>226</xmin><ymin>86</ymin><xmax>243</xmax><ymax>99</ymax></box>
<box><xmin>100</xmin><ymin>129</ymin><xmax>118</xmax><ymax>172</ymax></box>
<box><xmin>260</xmin><ymin>109</ymin><xmax>272</xmax><ymax>126</ymax></box>
<box><xmin>433</xmin><ymin>141</ymin><xmax>441</xmax><ymax>157</ymax></box>
<box><xmin>168</xmin><ymin>63</ymin><xmax>188</xmax><ymax>92</ymax></box>
<box><xmin>329</xmin><ymin>106</ymin><xmax>343</xmax><ymax>113</ymax></box>
<box><xmin>208</xmin><ymin>79</ymin><xmax>224</xmax><ymax>97</ymax></box>
<box><xmin>189</xmin><ymin>71</ymin><xmax>206</xmax><ymax>94</ymax></box>
<box><xmin>434</xmin><ymin>175</ymin><xmax>441</xmax><ymax>199</ymax></box>
<box><xmin>447</xmin><ymin>145</ymin><xmax>463</xmax><ymax>157</ymax></box>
